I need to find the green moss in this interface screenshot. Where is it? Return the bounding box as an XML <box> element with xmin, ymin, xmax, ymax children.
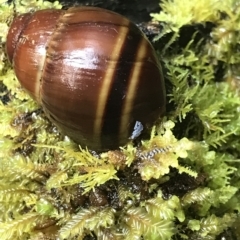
<box><xmin>0</xmin><ymin>0</ymin><xmax>240</xmax><ymax>239</ymax></box>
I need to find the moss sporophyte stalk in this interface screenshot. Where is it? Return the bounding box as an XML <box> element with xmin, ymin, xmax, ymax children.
<box><xmin>0</xmin><ymin>0</ymin><xmax>240</xmax><ymax>239</ymax></box>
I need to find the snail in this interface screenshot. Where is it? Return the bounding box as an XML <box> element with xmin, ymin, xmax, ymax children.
<box><xmin>6</xmin><ymin>6</ymin><xmax>165</xmax><ymax>151</ymax></box>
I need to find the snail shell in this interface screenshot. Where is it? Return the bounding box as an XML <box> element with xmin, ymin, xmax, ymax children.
<box><xmin>6</xmin><ymin>7</ymin><xmax>165</xmax><ymax>150</ymax></box>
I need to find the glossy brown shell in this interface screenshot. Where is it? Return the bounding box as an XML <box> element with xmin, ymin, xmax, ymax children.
<box><xmin>6</xmin><ymin>7</ymin><xmax>165</xmax><ymax>150</ymax></box>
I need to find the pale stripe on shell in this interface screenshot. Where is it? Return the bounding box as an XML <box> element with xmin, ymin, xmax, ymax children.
<box><xmin>93</xmin><ymin>20</ymin><xmax>130</xmax><ymax>147</ymax></box>
<box><xmin>119</xmin><ymin>37</ymin><xmax>148</xmax><ymax>140</ymax></box>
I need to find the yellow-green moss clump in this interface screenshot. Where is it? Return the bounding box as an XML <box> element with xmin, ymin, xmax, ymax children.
<box><xmin>0</xmin><ymin>0</ymin><xmax>240</xmax><ymax>239</ymax></box>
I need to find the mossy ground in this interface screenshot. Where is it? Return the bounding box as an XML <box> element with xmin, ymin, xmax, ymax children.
<box><xmin>0</xmin><ymin>0</ymin><xmax>240</xmax><ymax>239</ymax></box>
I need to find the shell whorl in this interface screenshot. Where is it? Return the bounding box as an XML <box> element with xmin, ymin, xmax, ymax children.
<box><xmin>6</xmin><ymin>7</ymin><xmax>165</xmax><ymax>150</ymax></box>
